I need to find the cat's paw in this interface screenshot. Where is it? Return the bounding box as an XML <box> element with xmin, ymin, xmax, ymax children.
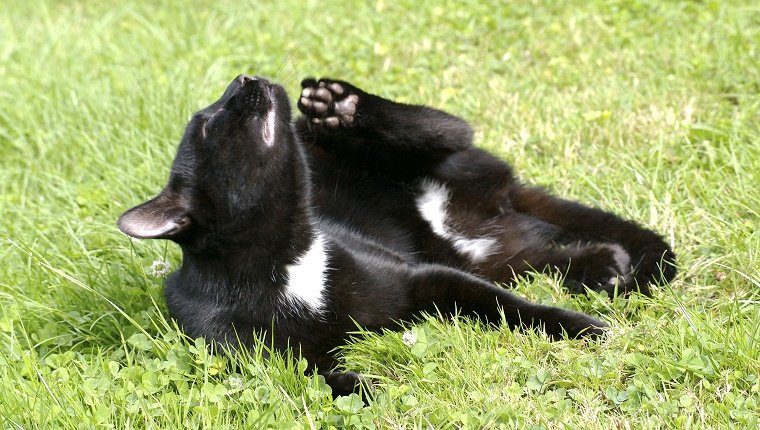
<box><xmin>321</xmin><ymin>370</ymin><xmax>375</xmax><ymax>403</ymax></box>
<box><xmin>632</xmin><ymin>244</ymin><xmax>677</xmax><ymax>287</ymax></box>
<box><xmin>298</xmin><ymin>78</ymin><xmax>359</xmax><ymax>129</ymax></box>
<box><xmin>545</xmin><ymin>309</ymin><xmax>609</xmax><ymax>340</ymax></box>
<box><xmin>564</xmin><ymin>243</ymin><xmax>641</xmax><ymax>296</ymax></box>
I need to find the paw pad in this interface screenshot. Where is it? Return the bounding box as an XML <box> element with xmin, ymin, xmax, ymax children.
<box><xmin>298</xmin><ymin>79</ymin><xmax>358</xmax><ymax>128</ymax></box>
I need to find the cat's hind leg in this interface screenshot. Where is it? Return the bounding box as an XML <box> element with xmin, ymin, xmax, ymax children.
<box><xmin>508</xmin><ymin>185</ymin><xmax>677</xmax><ymax>295</ymax></box>
<box><xmin>407</xmin><ymin>265</ymin><xmax>608</xmax><ymax>340</ymax></box>
<box><xmin>480</xmin><ymin>241</ymin><xmax>639</xmax><ymax>296</ymax></box>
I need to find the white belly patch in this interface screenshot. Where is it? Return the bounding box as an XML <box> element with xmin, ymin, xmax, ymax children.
<box><xmin>415</xmin><ymin>180</ymin><xmax>499</xmax><ymax>262</ymax></box>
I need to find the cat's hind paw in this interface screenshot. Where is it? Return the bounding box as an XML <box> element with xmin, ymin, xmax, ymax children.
<box><xmin>563</xmin><ymin>243</ymin><xmax>648</xmax><ymax>296</ymax></box>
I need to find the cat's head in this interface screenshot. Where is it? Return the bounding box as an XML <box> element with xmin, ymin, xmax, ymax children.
<box><xmin>118</xmin><ymin>75</ymin><xmax>300</xmax><ymax>252</ymax></box>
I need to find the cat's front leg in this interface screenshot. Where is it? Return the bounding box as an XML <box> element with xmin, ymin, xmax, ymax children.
<box><xmin>297</xmin><ymin>77</ymin><xmax>473</xmax><ymax>155</ymax></box>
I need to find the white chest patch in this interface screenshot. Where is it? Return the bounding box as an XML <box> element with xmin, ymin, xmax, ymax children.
<box><xmin>283</xmin><ymin>234</ymin><xmax>329</xmax><ymax>313</ymax></box>
<box><xmin>415</xmin><ymin>180</ymin><xmax>499</xmax><ymax>262</ymax></box>
<box><xmin>262</xmin><ymin>105</ymin><xmax>276</xmax><ymax>147</ymax></box>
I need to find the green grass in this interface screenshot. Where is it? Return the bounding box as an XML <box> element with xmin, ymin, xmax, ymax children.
<box><xmin>1</xmin><ymin>0</ymin><xmax>758</xmax><ymax>428</ymax></box>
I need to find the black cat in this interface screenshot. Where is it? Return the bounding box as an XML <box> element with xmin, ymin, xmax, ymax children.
<box><xmin>118</xmin><ymin>75</ymin><xmax>675</xmax><ymax>397</ymax></box>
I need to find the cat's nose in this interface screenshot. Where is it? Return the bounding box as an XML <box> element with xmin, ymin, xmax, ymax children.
<box><xmin>237</xmin><ymin>74</ymin><xmax>256</xmax><ymax>85</ymax></box>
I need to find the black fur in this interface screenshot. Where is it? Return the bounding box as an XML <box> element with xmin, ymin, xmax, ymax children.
<box><xmin>118</xmin><ymin>75</ymin><xmax>675</xmax><ymax>397</ymax></box>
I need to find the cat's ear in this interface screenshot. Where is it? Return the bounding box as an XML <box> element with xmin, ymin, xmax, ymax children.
<box><xmin>118</xmin><ymin>193</ymin><xmax>191</xmax><ymax>239</ymax></box>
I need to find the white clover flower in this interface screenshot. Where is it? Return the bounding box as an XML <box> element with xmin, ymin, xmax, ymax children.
<box><xmin>150</xmin><ymin>259</ymin><xmax>171</xmax><ymax>277</ymax></box>
<box><xmin>228</xmin><ymin>376</ymin><xmax>244</xmax><ymax>390</ymax></box>
<box><xmin>401</xmin><ymin>331</ymin><xmax>416</xmax><ymax>347</ymax></box>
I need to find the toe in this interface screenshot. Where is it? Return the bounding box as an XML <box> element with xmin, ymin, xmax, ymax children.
<box><xmin>314</xmin><ymin>87</ymin><xmax>332</xmax><ymax>103</ymax></box>
<box><xmin>300</xmin><ymin>77</ymin><xmax>317</xmax><ymax>88</ymax></box>
<box><xmin>328</xmin><ymin>82</ymin><xmax>345</xmax><ymax>96</ymax></box>
<box><xmin>311</xmin><ymin>100</ymin><xmax>328</xmax><ymax>113</ymax></box>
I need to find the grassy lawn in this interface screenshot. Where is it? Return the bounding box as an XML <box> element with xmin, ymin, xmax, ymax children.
<box><xmin>1</xmin><ymin>0</ymin><xmax>758</xmax><ymax>428</ymax></box>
